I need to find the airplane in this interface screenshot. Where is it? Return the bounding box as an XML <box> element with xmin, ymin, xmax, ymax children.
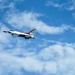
<box><xmin>3</xmin><ymin>29</ymin><xmax>36</xmax><ymax>39</ymax></box>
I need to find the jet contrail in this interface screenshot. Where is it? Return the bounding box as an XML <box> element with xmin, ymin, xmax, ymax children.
<box><xmin>36</xmin><ymin>37</ymin><xmax>68</xmax><ymax>45</ymax></box>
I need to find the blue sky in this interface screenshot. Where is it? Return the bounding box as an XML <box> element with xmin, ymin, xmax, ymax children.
<box><xmin>0</xmin><ymin>0</ymin><xmax>75</xmax><ymax>75</ymax></box>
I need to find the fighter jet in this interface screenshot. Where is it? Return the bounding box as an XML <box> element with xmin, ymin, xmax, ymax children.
<box><xmin>3</xmin><ymin>29</ymin><xmax>36</xmax><ymax>39</ymax></box>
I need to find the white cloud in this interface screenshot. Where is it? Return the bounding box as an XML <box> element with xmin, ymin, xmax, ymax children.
<box><xmin>46</xmin><ymin>1</ymin><xmax>63</xmax><ymax>8</ymax></box>
<box><xmin>39</xmin><ymin>43</ymin><xmax>75</xmax><ymax>61</ymax></box>
<box><xmin>0</xmin><ymin>53</ymin><xmax>23</xmax><ymax>75</ymax></box>
<box><xmin>5</xmin><ymin>12</ymin><xmax>69</xmax><ymax>34</ymax></box>
<box><xmin>0</xmin><ymin>0</ymin><xmax>24</xmax><ymax>11</ymax></box>
<box><xmin>0</xmin><ymin>0</ymin><xmax>14</xmax><ymax>11</ymax></box>
<box><xmin>0</xmin><ymin>52</ymin><xmax>57</xmax><ymax>75</ymax></box>
<box><xmin>65</xmin><ymin>0</ymin><xmax>75</xmax><ymax>11</ymax></box>
<box><xmin>72</xmin><ymin>13</ymin><xmax>75</xmax><ymax>18</ymax></box>
<box><xmin>19</xmin><ymin>57</ymin><xmax>44</xmax><ymax>73</ymax></box>
<box><xmin>0</xmin><ymin>43</ymin><xmax>75</xmax><ymax>75</ymax></box>
<box><xmin>46</xmin><ymin>0</ymin><xmax>75</xmax><ymax>11</ymax></box>
<box><xmin>44</xmin><ymin>62</ymin><xmax>57</xmax><ymax>74</ymax></box>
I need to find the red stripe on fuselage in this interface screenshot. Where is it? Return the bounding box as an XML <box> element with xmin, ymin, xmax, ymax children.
<box><xmin>25</xmin><ymin>32</ymin><xmax>30</xmax><ymax>34</ymax></box>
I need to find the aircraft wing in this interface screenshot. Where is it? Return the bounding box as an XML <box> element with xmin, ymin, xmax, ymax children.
<box><xmin>18</xmin><ymin>33</ymin><xmax>28</xmax><ymax>37</ymax></box>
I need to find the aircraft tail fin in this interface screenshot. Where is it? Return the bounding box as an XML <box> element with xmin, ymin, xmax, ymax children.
<box><xmin>29</xmin><ymin>29</ymin><xmax>36</xmax><ymax>34</ymax></box>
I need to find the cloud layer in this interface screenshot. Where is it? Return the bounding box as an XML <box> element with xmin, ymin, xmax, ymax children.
<box><xmin>0</xmin><ymin>43</ymin><xmax>75</xmax><ymax>75</ymax></box>
<box><xmin>46</xmin><ymin>0</ymin><xmax>75</xmax><ymax>11</ymax></box>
